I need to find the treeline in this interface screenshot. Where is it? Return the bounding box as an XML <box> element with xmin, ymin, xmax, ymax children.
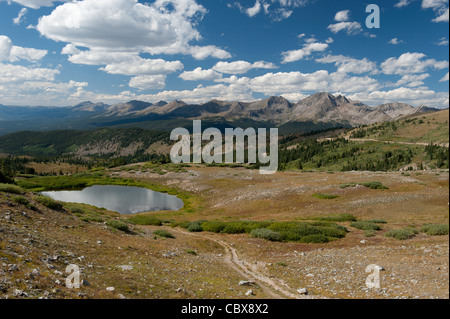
<box><xmin>277</xmin><ymin>137</ymin><xmax>448</xmax><ymax>172</ymax></box>
<box><xmin>341</xmin><ymin>149</ymin><xmax>414</xmax><ymax>171</ymax></box>
<box><xmin>278</xmin><ymin>138</ymin><xmax>354</xmax><ymax>170</ymax></box>
<box><xmin>0</xmin><ymin>156</ymin><xmax>27</xmax><ymax>183</ymax></box>
<box><xmin>425</xmin><ymin>143</ymin><xmax>449</xmax><ymax>169</ymax></box>
<box><xmin>350</xmin><ymin>121</ymin><xmax>398</xmax><ymax>139</ymax></box>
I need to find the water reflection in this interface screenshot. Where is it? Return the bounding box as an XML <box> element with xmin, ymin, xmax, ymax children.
<box><xmin>41</xmin><ymin>185</ymin><xmax>184</xmax><ymax>215</ymax></box>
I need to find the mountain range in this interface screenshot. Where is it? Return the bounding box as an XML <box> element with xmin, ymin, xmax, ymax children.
<box><xmin>0</xmin><ymin>92</ymin><xmax>442</xmax><ymax>136</ymax></box>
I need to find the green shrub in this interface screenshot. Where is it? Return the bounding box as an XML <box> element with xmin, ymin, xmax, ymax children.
<box><xmin>81</xmin><ymin>216</ymin><xmax>104</xmax><ymax>223</ymax></box>
<box><xmin>319</xmin><ymin>227</ymin><xmax>347</xmax><ymax>239</ymax></box>
<box><xmin>0</xmin><ymin>183</ymin><xmax>25</xmax><ymax>194</ymax></box>
<box><xmin>170</xmin><ymin>220</ymin><xmax>190</xmax><ymax>229</ymax></box>
<box><xmin>362</xmin><ymin>182</ymin><xmax>389</xmax><ymax>190</ymax></box>
<box><xmin>340</xmin><ymin>182</ymin><xmax>388</xmax><ymax>190</ymax></box>
<box><xmin>385</xmin><ymin>228</ymin><xmax>418</xmax><ymax>240</ymax></box>
<box><xmin>128</xmin><ymin>215</ymin><xmax>162</xmax><ymax>226</ymax></box>
<box><xmin>12</xmin><ymin>196</ymin><xmax>29</xmax><ymax>206</ymax></box>
<box><xmin>250</xmin><ymin>228</ymin><xmax>282</xmax><ymax>242</ymax></box>
<box><xmin>421</xmin><ymin>224</ymin><xmax>449</xmax><ymax>236</ymax></box>
<box><xmin>267</xmin><ymin>222</ymin><xmax>304</xmax><ymax>232</ymax></box>
<box><xmin>279</xmin><ymin>225</ymin><xmax>322</xmax><ymax>242</ymax></box>
<box><xmin>201</xmin><ymin>221</ymin><xmax>227</xmax><ymax>233</ymax></box>
<box><xmin>313</xmin><ymin>193</ymin><xmax>339</xmax><ymax>200</ymax></box>
<box><xmin>106</xmin><ymin>220</ymin><xmax>130</xmax><ymax>232</ymax></box>
<box><xmin>185</xmin><ymin>249</ymin><xmax>197</xmax><ymax>256</ymax></box>
<box><xmin>69</xmin><ymin>207</ymin><xmax>85</xmax><ymax>215</ymax></box>
<box><xmin>186</xmin><ymin>222</ymin><xmax>203</xmax><ymax>232</ymax></box>
<box><xmin>364</xmin><ymin>230</ymin><xmax>376</xmax><ymax>237</ymax></box>
<box><xmin>310</xmin><ymin>222</ymin><xmax>349</xmax><ymax>233</ymax></box>
<box><xmin>221</xmin><ymin>222</ymin><xmax>250</xmax><ymax>234</ymax></box>
<box><xmin>299</xmin><ymin>234</ymin><xmax>330</xmax><ymax>243</ymax></box>
<box><xmin>315</xmin><ymin>214</ymin><xmax>357</xmax><ymax>222</ymax></box>
<box><xmin>34</xmin><ymin>195</ymin><xmax>63</xmax><ymax>210</ymax></box>
<box><xmin>351</xmin><ymin>221</ymin><xmax>382</xmax><ymax>231</ymax></box>
<box><xmin>153</xmin><ymin>230</ymin><xmax>175</xmax><ymax>239</ymax></box>
<box><xmin>340</xmin><ymin>183</ymin><xmax>358</xmax><ymax>189</ymax></box>
<box><xmin>366</xmin><ymin>219</ymin><xmax>388</xmax><ymax>224</ymax></box>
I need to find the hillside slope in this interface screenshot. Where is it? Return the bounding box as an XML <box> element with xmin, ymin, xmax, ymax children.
<box><xmin>348</xmin><ymin>109</ymin><xmax>449</xmax><ymax>145</ymax></box>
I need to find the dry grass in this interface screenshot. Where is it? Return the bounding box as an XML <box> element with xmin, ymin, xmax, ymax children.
<box><xmin>1</xmin><ymin>165</ymin><xmax>448</xmax><ymax>299</ymax></box>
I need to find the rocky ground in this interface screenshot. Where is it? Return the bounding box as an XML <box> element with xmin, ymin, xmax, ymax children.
<box><xmin>1</xmin><ymin>167</ymin><xmax>449</xmax><ymax>299</ymax></box>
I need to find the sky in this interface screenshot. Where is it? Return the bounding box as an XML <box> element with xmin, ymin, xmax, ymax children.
<box><xmin>0</xmin><ymin>0</ymin><xmax>448</xmax><ymax>108</ymax></box>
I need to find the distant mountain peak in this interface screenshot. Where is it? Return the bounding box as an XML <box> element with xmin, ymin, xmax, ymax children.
<box><xmin>265</xmin><ymin>96</ymin><xmax>290</xmax><ymax>105</ymax></box>
<box><xmin>154</xmin><ymin>100</ymin><xmax>168</xmax><ymax>107</ymax></box>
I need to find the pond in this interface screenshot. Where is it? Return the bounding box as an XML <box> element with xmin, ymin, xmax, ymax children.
<box><xmin>41</xmin><ymin>185</ymin><xmax>184</xmax><ymax>215</ymax></box>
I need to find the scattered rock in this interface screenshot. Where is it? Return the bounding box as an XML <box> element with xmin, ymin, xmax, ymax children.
<box><xmin>117</xmin><ymin>294</ymin><xmax>127</xmax><ymax>299</ymax></box>
<box><xmin>14</xmin><ymin>289</ymin><xmax>28</xmax><ymax>297</ymax></box>
<box><xmin>106</xmin><ymin>287</ymin><xmax>115</xmax><ymax>292</ymax></box>
<box><xmin>245</xmin><ymin>290</ymin><xmax>254</xmax><ymax>296</ymax></box>
<box><xmin>239</xmin><ymin>280</ymin><xmax>256</xmax><ymax>286</ymax></box>
<box><xmin>118</xmin><ymin>265</ymin><xmax>133</xmax><ymax>271</ymax></box>
<box><xmin>81</xmin><ymin>279</ymin><xmax>90</xmax><ymax>287</ymax></box>
<box><xmin>8</xmin><ymin>264</ymin><xmax>19</xmax><ymax>272</ymax></box>
<box><xmin>297</xmin><ymin>288</ymin><xmax>309</xmax><ymax>295</ymax></box>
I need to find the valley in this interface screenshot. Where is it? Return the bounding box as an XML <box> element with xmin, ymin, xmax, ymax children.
<box><xmin>0</xmin><ymin>93</ymin><xmax>448</xmax><ymax>300</ymax></box>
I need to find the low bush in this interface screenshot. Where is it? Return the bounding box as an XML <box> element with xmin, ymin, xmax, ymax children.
<box><xmin>366</xmin><ymin>219</ymin><xmax>388</xmax><ymax>224</ymax></box>
<box><xmin>69</xmin><ymin>207</ymin><xmax>85</xmax><ymax>215</ymax></box>
<box><xmin>421</xmin><ymin>224</ymin><xmax>449</xmax><ymax>236</ymax></box>
<box><xmin>313</xmin><ymin>193</ymin><xmax>339</xmax><ymax>200</ymax></box>
<box><xmin>201</xmin><ymin>221</ymin><xmax>227</xmax><ymax>233</ymax></box>
<box><xmin>34</xmin><ymin>195</ymin><xmax>63</xmax><ymax>210</ymax></box>
<box><xmin>177</xmin><ymin>220</ymin><xmax>348</xmax><ymax>243</ymax></box>
<box><xmin>319</xmin><ymin>226</ymin><xmax>347</xmax><ymax>238</ymax></box>
<box><xmin>186</xmin><ymin>222</ymin><xmax>203</xmax><ymax>232</ymax></box>
<box><xmin>12</xmin><ymin>196</ymin><xmax>29</xmax><ymax>206</ymax></box>
<box><xmin>361</xmin><ymin>182</ymin><xmax>389</xmax><ymax>190</ymax></box>
<box><xmin>80</xmin><ymin>216</ymin><xmax>104</xmax><ymax>223</ymax></box>
<box><xmin>185</xmin><ymin>249</ymin><xmax>197</xmax><ymax>256</ymax></box>
<box><xmin>350</xmin><ymin>221</ymin><xmax>382</xmax><ymax>231</ymax></box>
<box><xmin>299</xmin><ymin>234</ymin><xmax>330</xmax><ymax>243</ymax></box>
<box><xmin>250</xmin><ymin>228</ymin><xmax>282</xmax><ymax>242</ymax></box>
<box><xmin>364</xmin><ymin>230</ymin><xmax>377</xmax><ymax>237</ymax></box>
<box><xmin>0</xmin><ymin>183</ymin><xmax>25</xmax><ymax>195</ymax></box>
<box><xmin>106</xmin><ymin>220</ymin><xmax>130</xmax><ymax>232</ymax></box>
<box><xmin>385</xmin><ymin>228</ymin><xmax>418</xmax><ymax>240</ymax></box>
<box><xmin>340</xmin><ymin>182</ymin><xmax>389</xmax><ymax>190</ymax></box>
<box><xmin>153</xmin><ymin>230</ymin><xmax>175</xmax><ymax>239</ymax></box>
<box><xmin>340</xmin><ymin>183</ymin><xmax>358</xmax><ymax>189</ymax></box>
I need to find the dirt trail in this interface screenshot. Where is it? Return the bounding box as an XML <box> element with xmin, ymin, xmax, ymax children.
<box><xmin>172</xmin><ymin>228</ymin><xmax>316</xmax><ymax>299</ymax></box>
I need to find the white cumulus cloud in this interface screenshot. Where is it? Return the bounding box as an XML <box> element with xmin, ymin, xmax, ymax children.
<box><xmin>334</xmin><ymin>10</ymin><xmax>350</xmax><ymax>22</ymax></box>
<box><xmin>282</xmin><ymin>41</ymin><xmax>329</xmax><ymax>63</ymax></box>
<box><xmin>381</xmin><ymin>52</ymin><xmax>449</xmax><ymax>75</ymax></box>
<box><xmin>212</xmin><ymin>60</ymin><xmax>277</xmax><ymax>74</ymax></box>
<box><xmin>37</xmin><ymin>0</ymin><xmax>230</xmax><ymax>60</ymax></box>
<box><xmin>179</xmin><ymin>68</ymin><xmax>223</xmax><ymax>81</ymax></box>
<box><xmin>0</xmin><ymin>35</ymin><xmax>47</xmax><ymax>62</ymax></box>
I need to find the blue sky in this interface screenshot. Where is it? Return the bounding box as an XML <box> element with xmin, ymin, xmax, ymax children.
<box><xmin>0</xmin><ymin>0</ymin><xmax>448</xmax><ymax>107</ymax></box>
